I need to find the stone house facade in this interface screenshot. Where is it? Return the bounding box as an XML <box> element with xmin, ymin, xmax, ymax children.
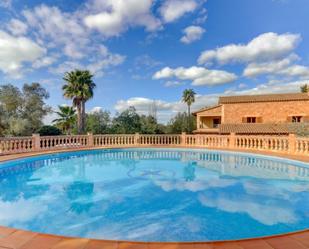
<box><xmin>193</xmin><ymin>93</ymin><xmax>309</xmax><ymax>135</ymax></box>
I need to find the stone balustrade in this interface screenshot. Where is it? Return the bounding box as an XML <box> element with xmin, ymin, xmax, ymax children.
<box><xmin>0</xmin><ymin>133</ymin><xmax>308</xmax><ymax>157</ymax></box>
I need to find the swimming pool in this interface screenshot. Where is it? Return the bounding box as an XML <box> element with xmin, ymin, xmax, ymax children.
<box><xmin>0</xmin><ymin>148</ymin><xmax>309</xmax><ymax>242</ymax></box>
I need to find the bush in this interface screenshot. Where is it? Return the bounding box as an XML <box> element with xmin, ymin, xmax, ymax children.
<box><xmin>37</xmin><ymin>125</ymin><xmax>62</xmax><ymax>136</ymax></box>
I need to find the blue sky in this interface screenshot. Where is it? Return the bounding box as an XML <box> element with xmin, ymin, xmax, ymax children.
<box><xmin>1</xmin><ymin>0</ymin><xmax>309</xmax><ymax>123</ymax></box>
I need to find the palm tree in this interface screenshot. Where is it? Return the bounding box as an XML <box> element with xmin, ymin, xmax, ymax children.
<box><xmin>53</xmin><ymin>105</ymin><xmax>76</xmax><ymax>134</ymax></box>
<box><xmin>62</xmin><ymin>70</ymin><xmax>96</xmax><ymax>134</ymax></box>
<box><xmin>182</xmin><ymin>89</ymin><xmax>196</xmax><ymax>132</ymax></box>
<box><xmin>300</xmin><ymin>84</ymin><xmax>309</xmax><ymax>93</ymax></box>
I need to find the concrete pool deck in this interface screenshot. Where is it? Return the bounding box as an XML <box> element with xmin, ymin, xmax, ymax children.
<box><xmin>1</xmin><ymin>147</ymin><xmax>309</xmax><ymax>249</ymax></box>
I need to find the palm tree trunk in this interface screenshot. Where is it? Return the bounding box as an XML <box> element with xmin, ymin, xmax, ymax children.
<box><xmin>188</xmin><ymin>104</ymin><xmax>191</xmax><ymax>132</ymax></box>
<box><xmin>81</xmin><ymin>100</ymin><xmax>86</xmax><ymax>134</ymax></box>
<box><xmin>77</xmin><ymin>102</ymin><xmax>82</xmax><ymax>134</ymax></box>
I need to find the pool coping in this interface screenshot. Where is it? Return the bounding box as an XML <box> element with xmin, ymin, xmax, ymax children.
<box><xmin>1</xmin><ymin>146</ymin><xmax>309</xmax><ymax>249</ymax></box>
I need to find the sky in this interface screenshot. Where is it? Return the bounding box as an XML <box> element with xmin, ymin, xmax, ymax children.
<box><xmin>0</xmin><ymin>0</ymin><xmax>309</xmax><ymax>123</ymax></box>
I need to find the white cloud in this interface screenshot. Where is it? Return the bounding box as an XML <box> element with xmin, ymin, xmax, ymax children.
<box><xmin>198</xmin><ymin>193</ymin><xmax>298</xmax><ymax>226</ymax></box>
<box><xmin>90</xmin><ymin>106</ymin><xmax>103</xmax><ymax>113</ymax></box>
<box><xmin>32</xmin><ymin>54</ymin><xmax>59</xmax><ymax>69</ymax></box>
<box><xmin>164</xmin><ymin>80</ymin><xmax>184</xmax><ymax>87</ymax></box>
<box><xmin>15</xmin><ymin>4</ymin><xmax>126</xmax><ymax>78</ymax></box>
<box><xmin>243</xmin><ymin>54</ymin><xmax>309</xmax><ymax>78</ymax></box>
<box><xmin>180</xmin><ymin>25</ymin><xmax>205</xmax><ymax>44</ymax></box>
<box><xmin>115</xmin><ymin>97</ymin><xmax>175</xmax><ymax>113</ymax></box>
<box><xmin>6</xmin><ymin>19</ymin><xmax>28</xmax><ymax>35</ymax></box>
<box><xmin>160</xmin><ymin>0</ymin><xmax>198</xmax><ymax>23</ymax></box>
<box><xmin>0</xmin><ymin>0</ymin><xmax>12</xmax><ymax>8</ymax></box>
<box><xmin>244</xmin><ymin>56</ymin><xmax>309</xmax><ymax>78</ymax></box>
<box><xmin>23</xmin><ymin>4</ymin><xmax>88</xmax><ymax>59</ymax></box>
<box><xmin>0</xmin><ymin>197</ymin><xmax>48</xmax><ymax>226</ymax></box>
<box><xmin>84</xmin><ymin>0</ymin><xmax>161</xmax><ymax>37</ymax></box>
<box><xmin>153</xmin><ymin>66</ymin><xmax>237</xmax><ymax>86</ymax></box>
<box><xmin>0</xmin><ymin>30</ymin><xmax>46</xmax><ymax>78</ymax></box>
<box><xmin>198</xmin><ymin>32</ymin><xmax>301</xmax><ymax>65</ymax></box>
<box><xmin>49</xmin><ymin>52</ymin><xmax>125</xmax><ymax>76</ymax></box>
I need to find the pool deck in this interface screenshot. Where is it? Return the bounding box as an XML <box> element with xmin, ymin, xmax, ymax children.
<box><xmin>1</xmin><ymin>226</ymin><xmax>309</xmax><ymax>249</ymax></box>
<box><xmin>1</xmin><ymin>147</ymin><xmax>309</xmax><ymax>249</ymax></box>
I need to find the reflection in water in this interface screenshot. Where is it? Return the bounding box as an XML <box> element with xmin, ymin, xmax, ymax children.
<box><xmin>184</xmin><ymin>162</ymin><xmax>196</xmax><ymax>182</ymax></box>
<box><xmin>66</xmin><ymin>181</ymin><xmax>94</xmax><ymax>214</ymax></box>
<box><xmin>0</xmin><ymin>148</ymin><xmax>309</xmax><ymax>242</ymax></box>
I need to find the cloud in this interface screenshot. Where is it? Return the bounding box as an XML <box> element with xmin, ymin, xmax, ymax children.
<box><xmin>115</xmin><ymin>97</ymin><xmax>176</xmax><ymax>114</ymax></box>
<box><xmin>160</xmin><ymin>0</ymin><xmax>198</xmax><ymax>23</ymax></box>
<box><xmin>10</xmin><ymin>3</ymin><xmax>127</xmax><ymax>79</ymax></box>
<box><xmin>49</xmin><ymin>52</ymin><xmax>125</xmax><ymax>76</ymax></box>
<box><xmin>164</xmin><ymin>80</ymin><xmax>184</xmax><ymax>87</ymax></box>
<box><xmin>32</xmin><ymin>54</ymin><xmax>59</xmax><ymax>69</ymax></box>
<box><xmin>0</xmin><ymin>0</ymin><xmax>12</xmax><ymax>8</ymax></box>
<box><xmin>0</xmin><ymin>30</ymin><xmax>46</xmax><ymax>78</ymax></box>
<box><xmin>180</xmin><ymin>25</ymin><xmax>205</xmax><ymax>44</ymax></box>
<box><xmin>23</xmin><ymin>4</ymin><xmax>88</xmax><ymax>59</ymax></box>
<box><xmin>198</xmin><ymin>193</ymin><xmax>298</xmax><ymax>225</ymax></box>
<box><xmin>153</xmin><ymin>66</ymin><xmax>237</xmax><ymax>86</ymax></box>
<box><xmin>198</xmin><ymin>32</ymin><xmax>301</xmax><ymax>65</ymax></box>
<box><xmin>6</xmin><ymin>19</ymin><xmax>28</xmax><ymax>35</ymax></box>
<box><xmin>243</xmin><ymin>54</ymin><xmax>309</xmax><ymax>78</ymax></box>
<box><xmin>84</xmin><ymin>0</ymin><xmax>161</xmax><ymax>37</ymax></box>
<box><xmin>0</xmin><ymin>197</ymin><xmax>48</xmax><ymax>226</ymax></box>
<box><xmin>90</xmin><ymin>106</ymin><xmax>103</xmax><ymax>113</ymax></box>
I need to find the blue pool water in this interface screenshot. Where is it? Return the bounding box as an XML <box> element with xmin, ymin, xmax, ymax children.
<box><xmin>0</xmin><ymin>148</ymin><xmax>309</xmax><ymax>242</ymax></box>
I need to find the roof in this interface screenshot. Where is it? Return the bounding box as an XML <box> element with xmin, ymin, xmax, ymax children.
<box><xmin>192</xmin><ymin>104</ymin><xmax>222</xmax><ymax>115</ymax></box>
<box><xmin>219</xmin><ymin>93</ymin><xmax>309</xmax><ymax>104</ymax></box>
<box><xmin>219</xmin><ymin>123</ymin><xmax>309</xmax><ymax>134</ymax></box>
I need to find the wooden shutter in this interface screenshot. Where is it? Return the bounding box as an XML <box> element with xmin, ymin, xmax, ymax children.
<box><xmin>257</xmin><ymin>117</ymin><xmax>263</xmax><ymax>123</ymax></box>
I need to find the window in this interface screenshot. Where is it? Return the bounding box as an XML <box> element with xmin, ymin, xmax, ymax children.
<box><xmin>246</xmin><ymin>117</ymin><xmax>257</xmax><ymax>123</ymax></box>
<box><xmin>292</xmin><ymin>116</ymin><xmax>302</xmax><ymax>123</ymax></box>
<box><xmin>213</xmin><ymin>118</ymin><xmax>221</xmax><ymax>128</ymax></box>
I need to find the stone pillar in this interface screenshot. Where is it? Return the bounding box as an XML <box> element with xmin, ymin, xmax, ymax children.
<box><xmin>229</xmin><ymin>132</ymin><xmax>236</xmax><ymax>149</ymax></box>
<box><xmin>288</xmin><ymin>133</ymin><xmax>296</xmax><ymax>154</ymax></box>
<box><xmin>88</xmin><ymin>133</ymin><xmax>94</xmax><ymax>147</ymax></box>
<box><xmin>197</xmin><ymin>116</ymin><xmax>201</xmax><ymax>129</ymax></box>
<box><xmin>134</xmin><ymin>133</ymin><xmax>140</xmax><ymax>146</ymax></box>
<box><xmin>32</xmin><ymin>133</ymin><xmax>41</xmax><ymax>151</ymax></box>
<box><xmin>181</xmin><ymin>132</ymin><xmax>186</xmax><ymax>146</ymax></box>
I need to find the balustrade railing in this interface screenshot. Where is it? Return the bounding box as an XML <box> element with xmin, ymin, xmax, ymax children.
<box><xmin>39</xmin><ymin>135</ymin><xmax>89</xmax><ymax>151</ymax></box>
<box><xmin>0</xmin><ymin>133</ymin><xmax>308</xmax><ymax>157</ymax></box>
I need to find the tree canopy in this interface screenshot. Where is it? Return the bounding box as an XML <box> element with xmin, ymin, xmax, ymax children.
<box><xmin>63</xmin><ymin>70</ymin><xmax>96</xmax><ymax>134</ymax></box>
<box><xmin>0</xmin><ymin>83</ymin><xmax>51</xmax><ymax>136</ymax></box>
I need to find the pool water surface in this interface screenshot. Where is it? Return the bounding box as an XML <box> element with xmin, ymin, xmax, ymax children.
<box><xmin>0</xmin><ymin>148</ymin><xmax>309</xmax><ymax>242</ymax></box>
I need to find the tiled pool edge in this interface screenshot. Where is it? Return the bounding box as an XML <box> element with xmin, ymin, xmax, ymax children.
<box><xmin>1</xmin><ymin>225</ymin><xmax>309</xmax><ymax>249</ymax></box>
<box><xmin>1</xmin><ymin>147</ymin><xmax>309</xmax><ymax>249</ymax></box>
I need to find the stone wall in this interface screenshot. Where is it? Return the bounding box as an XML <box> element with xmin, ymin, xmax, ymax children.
<box><xmin>223</xmin><ymin>100</ymin><xmax>309</xmax><ymax>124</ymax></box>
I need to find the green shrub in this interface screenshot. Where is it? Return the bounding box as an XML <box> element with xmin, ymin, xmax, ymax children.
<box><xmin>37</xmin><ymin>125</ymin><xmax>62</xmax><ymax>136</ymax></box>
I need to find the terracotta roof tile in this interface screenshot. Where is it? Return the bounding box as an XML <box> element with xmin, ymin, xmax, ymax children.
<box><xmin>192</xmin><ymin>105</ymin><xmax>222</xmax><ymax>115</ymax></box>
<box><xmin>219</xmin><ymin>93</ymin><xmax>309</xmax><ymax>104</ymax></box>
<box><xmin>219</xmin><ymin>123</ymin><xmax>309</xmax><ymax>134</ymax></box>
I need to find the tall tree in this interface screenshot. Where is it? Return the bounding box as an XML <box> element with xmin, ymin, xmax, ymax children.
<box><xmin>22</xmin><ymin>83</ymin><xmax>51</xmax><ymax>134</ymax></box>
<box><xmin>111</xmin><ymin>107</ymin><xmax>141</xmax><ymax>134</ymax></box>
<box><xmin>0</xmin><ymin>83</ymin><xmax>50</xmax><ymax>136</ymax></box>
<box><xmin>301</xmin><ymin>84</ymin><xmax>309</xmax><ymax>93</ymax></box>
<box><xmin>63</xmin><ymin>70</ymin><xmax>96</xmax><ymax>134</ymax></box>
<box><xmin>86</xmin><ymin>110</ymin><xmax>111</xmax><ymax>134</ymax></box>
<box><xmin>166</xmin><ymin>112</ymin><xmax>196</xmax><ymax>134</ymax></box>
<box><xmin>53</xmin><ymin>106</ymin><xmax>76</xmax><ymax>134</ymax></box>
<box><xmin>182</xmin><ymin>89</ymin><xmax>196</xmax><ymax>132</ymax></box>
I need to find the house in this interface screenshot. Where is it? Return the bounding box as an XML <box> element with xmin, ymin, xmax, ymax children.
<box><xmin>193</xmin><ymin>92</ymin><xmax>309</xmax><ymax>135</ymax></box>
